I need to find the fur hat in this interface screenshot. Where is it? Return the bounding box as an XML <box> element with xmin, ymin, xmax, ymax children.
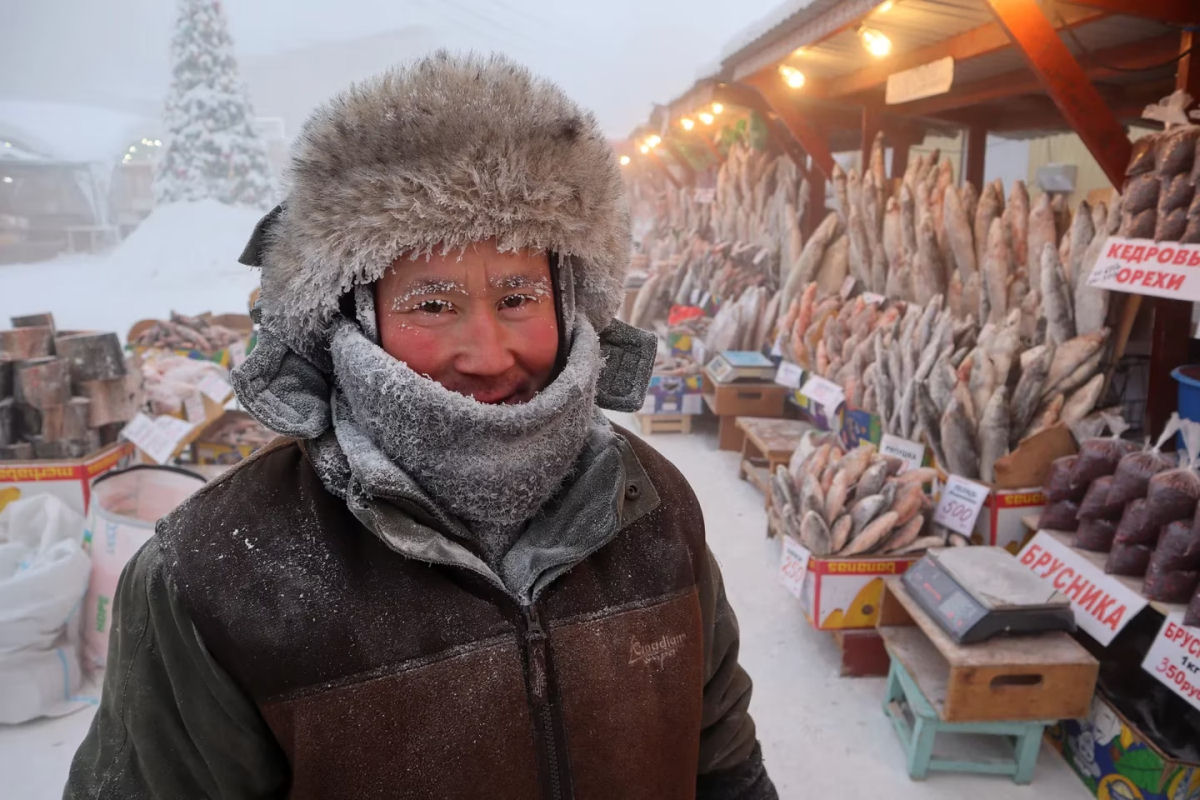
<box><xmin>251</xmin><ymin>51</ymin><xmax>630</xmax><ymax>355</ymax></box>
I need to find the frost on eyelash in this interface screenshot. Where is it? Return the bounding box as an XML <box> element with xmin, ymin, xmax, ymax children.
<box><xmin>390</xmin><ymin>280</ymin><xmax>468</xmax><ymax>310</ymax></box>
<box><xmin>492</xmin><ymin>276</ymin><xmax>552</xmax><ymax>297</ymax></box>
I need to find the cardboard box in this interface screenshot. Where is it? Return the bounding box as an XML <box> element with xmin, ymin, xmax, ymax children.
<box><xmin>126</xmin><ymin>314</ymin><xmax>254</xmax><ymax>369</ymax></box>
<box><xmin>190</xmin><ymin>410</ymin><xmax>274</xmax><ymax>465</ymax></box>
<box><xmin>973</xmin><ymin>487</ymin><xmax>1045</xmax><ymax>553</ymax></box>
<box><xmin>799</xmin><ymin>553</ymin><xmax>918</xmax><ymax>630</ymax></box>
<box><xmin>0</xmin><ymin>441</ymin><xmax>134</xmax><ymax>516</ymax></box>
<box><xmin>786</xmin><ymin>389</ymin><xmax>842</xmax><ymax>433</ymax></box>
<box><xmin>701</xmin><ymin>367</ymin><xmax>788</xmax><ymax>418</ymax></box>
<box><xmin>1048</xmin><ymin>691</ymin><xmax>1200</xmax><ymax>800</ymax></box>
<box><xmin>841</xmin><ymin>407</ymin><xmax>883</xmax><ymax>449</ymax></box>
<box><xmin>640</xmin><ymin>373</ymin><xmax>704</xmax><ymax>415</ymax></box>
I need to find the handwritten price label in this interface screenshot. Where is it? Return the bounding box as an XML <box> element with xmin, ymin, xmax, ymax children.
<box><xmin>774</xmin><ymin>361</ymin><xmax>805</xmax><ymax>389</ymax></box>
<box><xmin>779</xmin><ymin>537</ymin><xmax>811</xmax><ymax>599</ymax></box>
<box><xmin>879</xmin><ymin>434</ymin><xmax>925</xmax><ymax>473</ymax></box>
<box><xmin>933</xmin><ymin>476</ymin><xmax>989</xmax><ymax>536</ymax></box>
<box><xmin>800</xmin><ymin>375</ymin><xmax>845</xmax><ymax>410</ymax></box>
<box><xmin>1142</xmin><ymin>613</ymin><xmax>1200</xmax><ymax>711</ymax></box>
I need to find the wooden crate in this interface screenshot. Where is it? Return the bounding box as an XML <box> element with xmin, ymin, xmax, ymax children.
<box><xmin>634</xmin><ymin>413</ymin><xmax>692</xmax><ymax>435</ymax></box>
<box><xmin>700</xmin><ymin>367</ymin><xmax>788</xmax><ymax>418</ymax></box>
<box><xmin>877</xmin><ymin>577</ymin><xmax>1097</xmax><ymax>723</ymax></box>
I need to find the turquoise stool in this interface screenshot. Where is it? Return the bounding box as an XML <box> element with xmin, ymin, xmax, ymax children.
<box><xmin>882</xmin><ymin>657</ymin><xmax>1053</xmax><ymax>784</ymax></box>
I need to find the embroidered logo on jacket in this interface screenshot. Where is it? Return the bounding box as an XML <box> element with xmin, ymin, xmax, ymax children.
<box><xmin>628</xmin><ymin>632</ymin><xmax>688</xmax><ymax>668</ymax></box>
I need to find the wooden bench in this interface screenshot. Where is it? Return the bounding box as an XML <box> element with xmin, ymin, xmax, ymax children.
<box><xmin>734</xmin><ymin>417</ymin><xmax>811</xmax><ymax>507</ymax></box>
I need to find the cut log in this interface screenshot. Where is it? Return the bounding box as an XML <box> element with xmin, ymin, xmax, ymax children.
<box><xmin>0</xmin><ymin>399</ymin><xmax>12</xmax><ymax>446</ymax></box>
<box><xmin>13</xmin><ymin>401</ymin><xmax>41</xmax><ymax>439</ymax></box>
<box><xmin>0</xmin><ymin>442</ymin><xmax>33</xmax><ymax>460</ymax></box>
<box><xmin>54</xmin><ymin>332</ymin><xmax>127</xmax><ymax>388</ymax></box>
<box><xmin>80</xmin><ymin>375</ymin><xmax>139</xmax><ymax>427</ymax></box>
<box><xmin>11</xmin><ymin>313</ymin><xmax>56</xmax><ymax>333</ymax></box>
<box><xmin>97</xmin><ymin>422</ymin><xmax>125</xmax><ymax>446</ymax></box>
<box><xmin>13</xmin><ymin>358</ymin><xmax>71</xmax><ymax>409</ymax></box>
<box><xmin>29</xmin><ymin>437</ymin><xmax>68</xmax><ymax>459</ymax></box>
<box><xmin>0</xmin><ymin>359</ymin><xmax>11</xmax><ymax>400</ymax></box>
<box><xmin>39</xmin><ymin>398</ymin><xmax>90</xmax><ymax>442</ymax></box>
<box><xmin>0</xmin><ymin>327</ymin><xmax>54</xmax><ymax>359</ymax></box>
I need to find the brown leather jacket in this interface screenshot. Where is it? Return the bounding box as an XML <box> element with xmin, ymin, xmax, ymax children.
<box><xmin>65</xmin><ymin>429</ymin><xmax>775</xmax><ymax>799</ymax></box>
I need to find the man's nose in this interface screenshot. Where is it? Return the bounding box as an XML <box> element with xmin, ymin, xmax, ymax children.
<box><xmin>453</xmin><ymin>307</ymin><xmax>517</xmax><ymax>376</ymax></box>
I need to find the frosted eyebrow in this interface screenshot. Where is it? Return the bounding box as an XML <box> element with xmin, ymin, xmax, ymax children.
<box><xmin>488</xmin><ymin>275</ymin><xmax>551</xmax><ymax>295</ymax></box>
<box><xmin>390</xmin><ymin>279</ymin><xmax>469</xmax><ymax>309</ymax></box>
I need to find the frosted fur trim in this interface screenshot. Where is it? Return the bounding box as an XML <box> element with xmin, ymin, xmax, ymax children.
<box><xmin>329</xmin><ymin>313</ymin><xmax>601</xmax><ymax>541</ymax></box>
<box><xmin>258</xmin><ymin>51</ymin><xmax>629</xmax><ymax>358</ymax></box>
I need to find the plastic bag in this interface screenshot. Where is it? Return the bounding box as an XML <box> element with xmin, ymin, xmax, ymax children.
<box><xmin>1045</xmin><ymin>455</ymin><xmax>1087</xmax><ymax>503</ymax></box>
<box><xmin>1038</xmin><ymin>499</ymin><xmax>1080</xmax><ymax>532</ymax></box>
<box><xmin>0</xmin><ymin>494</ymin><xmax>91</xmax><ymax>723</ymax></box>
<box><xmin>1143</xmin><ymin>520</ymin><xmax>1200</xmax><ymax>602</ymax></box>
<box><xmin>1114</xmin><ymin>499</ymin><xmax>1158</xmax><ymax>546</ymax></box>
<box><xmin>1106</xmin><ymin>541</ymin><xmax>1154</xmax><ymax>577</ymax></box>
<box><xmin>1074</xmin><ymin>518</ymin><xmax>1118</xmax><ymax>552</ymax></box>
<box><xmin>1068</xmin><ymin>437</ymin><xmax>1139</xmax><ymax>489</ymax></box>
<box><xmin>1187</xmin><ymin>585</ymin><xmax>1200</xmax><ymax>627</ymax></box>
<box><xmin>1108</xmin><ymin>415</ymin><xmax>1179</xmax><ymax>506</ymax></box>
<box><xmin>1139</xmin><ymin>416</ymin><xmax>1200</xmax><ymax>530</ymax></box>
<box><xmin>1077</xmin><ymin>476</ymin><xmax>1124</xmax><ymax>521</ymax></box>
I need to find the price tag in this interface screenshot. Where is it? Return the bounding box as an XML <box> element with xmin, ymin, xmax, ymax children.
<box><xmin>879</xmin><ymin>434</ymin><xmax>925</xmax><ymax>473</ymax></box>
<box><xmin>699</xmin><ymin>291</ymin><xmax>712</xmax><ymax>308</ymax></box>
<box><xmin>182</xmin><ymin>391</ymin><xmax>205</xmax><ymax>423</ymax></box>
<box><xmin>933</xmin><ymin>475</ymin><xmax>989</xmax><ymax>536</ymax></box>
<box><xmin>774</xmin><ymin>361</ymin><xmax>805</xmax><ymax>389</ymax></box>
<box><xmin>120</xmin><ymin>412</ymin><xmax>195</xmax><ymax>465</ymax></box>
<box><xmin>800</xmin><ymin>375</ymin><xmax>844</xmax><ymax>409</ymax></box>
<box><xmin>1018</xmin><ymin>531</ymin><xmax>1147</xmax><ymax>645</ymax></box>
<box><xmin>779</xmin><ymin>537</ymin><xmax>811</xmax><ymax>599</ymax></box>
<box><xmin>771</xmin><ymin>334</ymin><xmax>784</xmax><ymax>358</ymax></box>
<box><xmin>197</xmin><ymin>373</ymin><xmax>233</xmax><ymax>403</ymax></box>
<box><xmin>862</xmin><ymin>292</ymin><xmax>886</xmax><ymax>305</ymax></box>
<box><xmin>690</xmin><ymin>288</ymin><xmax>702</xmax><ymax>306</ymax></box>
<box><xmin>692</xmin><ymin>338</ymin><xmax>708</xmax><ymax>368</ymax></box>
<box><xmin>1142</xmin><ymin>613</ymin><xmax>1200</xmax><ymax>711</ymax></box>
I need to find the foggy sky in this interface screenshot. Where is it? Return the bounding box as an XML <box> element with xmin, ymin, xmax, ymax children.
<box><xmin>1</xmin><ymin>0</ymin><xmax>788</xmax><ymax>139</ymax></box>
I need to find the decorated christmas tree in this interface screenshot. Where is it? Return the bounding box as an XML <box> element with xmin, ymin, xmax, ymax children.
<box><xmin>155</xmin><ymin>0</ymin><xmax>272</xmax><ymax>207</ymax></box>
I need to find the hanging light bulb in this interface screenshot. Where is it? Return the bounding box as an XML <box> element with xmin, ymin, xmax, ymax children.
<box><xmin>680</xmin><ymin>117</ymin><xmax>695</xmax><ymax>131</ymax></box>
<box><xmin>639</xmin><ymin>144</ymin><xmax>650</xmax><ymax>155</ymax></box>
<box><xmin>154</xmin><ymin>139</ymin><xmax>162</xmax><ymax>146</ymax></box>
<box><xmin>698</xmin><ymin>112</ymin><xmax>715</xmax><ymax>125</ymax></box>
<box><xmin>878</xmin><ymin>0</ymin><xmax>894</xmax><ymax>12</ymax></box>
<box><xmin>619</xmin><ymin>155</ymin><xmax>631</xmax><ymax>166</ymax></box>
<box><xmin>646</xmin><ymin>134</ymin><xmax>662</xmax><ymax>148</ymax></box>
<box><xmin>711</xmin><ymin>102</ymin><xmax>724</xmax><ymax>115</ymax></box>
<box><xmin>128</xmin><ymin>145</ymin><xmax>137</xmax><ymax>153</ymax></box>
<box><xmin>778</xmin><ymin>64</ymin><xmax>806</xmax><ymax>89</ymax></box>
<box><xmin>2</xmin><ymin>176</ymin><xmax>12</xmax><ymax>184</ymax></box>
<box><xmin>860</xmin><ymin>27</ymin><xmax>892</xmax><ymax>58</ymax></box>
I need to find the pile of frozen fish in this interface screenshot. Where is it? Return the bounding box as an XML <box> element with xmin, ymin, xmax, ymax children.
<box><xmin>770</xmin><ymin>434</ymin><xmax>958</xmax><ymax>557</ymax></box>
<box><xmin>778</xmin><ymin>281</ymin><xmax>1114</xmax><ymax>482</ymax></box>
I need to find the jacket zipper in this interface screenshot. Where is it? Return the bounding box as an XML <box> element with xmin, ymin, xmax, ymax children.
<box><xmin>521</xmin><ymin>603</ymin><xmax>569</xmax><ymax>800</ymax></box>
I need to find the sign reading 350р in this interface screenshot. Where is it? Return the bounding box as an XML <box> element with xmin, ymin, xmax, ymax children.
<box><xmin>1087</xmin><ymin>237</ymin><xmax>1200</xmax><ymax>301</ymax></box>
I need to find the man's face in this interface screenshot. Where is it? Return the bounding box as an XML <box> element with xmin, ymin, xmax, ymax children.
<box><xmin>374</xmin><ymin>240</ymin><xmax>559</xmax><ymax>404</ymax></box>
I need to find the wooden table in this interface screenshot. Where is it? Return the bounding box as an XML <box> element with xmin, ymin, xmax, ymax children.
<box><xmin>734</xmin><ymin>417</ymin><xmax>812</xmax><ymax>507</ymax></box>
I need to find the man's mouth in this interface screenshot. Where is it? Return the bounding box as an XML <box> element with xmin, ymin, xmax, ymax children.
<box><xmin>468</xmin><ymin>384</ymin><xmax>531</xmax><ymax>405</ymax></box>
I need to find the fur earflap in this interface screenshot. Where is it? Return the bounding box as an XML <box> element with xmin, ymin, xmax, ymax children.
<box><xmin>258</xmin><ymin>51</ymin><xmax>630</xmax><ymax>354</ymax></box>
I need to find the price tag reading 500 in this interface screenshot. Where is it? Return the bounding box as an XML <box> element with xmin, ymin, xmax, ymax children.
<box><xmin>933</xmin><ymin>476</ymin><xmax>990</xmax><ymax>537</ymax></box>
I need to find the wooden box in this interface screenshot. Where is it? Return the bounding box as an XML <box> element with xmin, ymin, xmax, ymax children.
<box><xmin>877</xmin><ymin>576</ymin><xmax>1098</xmax><ymax>723</ymax></box>
<box><xmin>701</xmin><ymin>367</ymin><xmax>788</xmax><ymax>418</ymax></box>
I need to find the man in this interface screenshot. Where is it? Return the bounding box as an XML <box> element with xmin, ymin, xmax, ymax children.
<box><xmin>66</xmin><ymin>52</ymin><xmax>777</xmax><ymax>799</ymax></box>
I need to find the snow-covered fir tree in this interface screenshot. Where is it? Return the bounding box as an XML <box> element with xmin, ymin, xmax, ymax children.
<box><xmin>155</xmin><ymin>0</ymin><xmax>272</xmax><ymax>208</ymax></box>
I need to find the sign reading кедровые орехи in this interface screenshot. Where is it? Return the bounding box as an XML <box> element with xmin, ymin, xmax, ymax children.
<box><xmin>1086</xmin><ymin>237</ymin><xmax>1200</xmax><ymax>301</ymax></box>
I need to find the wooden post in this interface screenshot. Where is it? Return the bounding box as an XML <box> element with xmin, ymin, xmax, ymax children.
<box><xmin>802</xmin><ymin>168</ymin><xmax>828</xmax><ymax>238</ymax></box>
<box><xmin>984</xmin><ymin>0</ymin><xmax>1131</xmax><ymax>187</ymax></box>
<box><xmin>965</xmin><ymin>124</ymin><xmax>987</xmax><ymax>188</ymax></box>
<box><xmin>741</xmin><ymin>74</ymin><xmax>836</xmax><ymax>180</ymax></box>
<box><xmin>1147</xmin><ymin>29</ymin><xmax>1200</xmax><ymax>434</ymax></box>
<box><xmin>891</xmin><ymin>135</ymin><xmax>912</xmax><ymax>181</ymax></box>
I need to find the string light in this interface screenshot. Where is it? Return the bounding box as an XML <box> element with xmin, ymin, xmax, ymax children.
<box><xmin>878</xmin><ymin>0</ymin><xmax>894</xmax><ymax>12</ymax></box>
<box><xmin>1</xmin><ymin>176</ymin><xmax>12</xmax><ymax>184</ymax></box>
<box><xmin>711</xmin><ymin>103</ymin><xmax>724</xmax><ymax>115</ymax></box>
<box><xmin>698</xmin><ymin>112</ymin><xmax>715</xmax><ymax>125</ymax></box>
<box><xmin>646</xmin><ymin>134</ymin><xmax>662</xmax><ymax>148</ymax></box>
<box><xmin>860</xmin><ymin>27</ymin><xmax>892</xmax><ymax>57</ymax></box>
<box><xmin>128</xmin><ymin>145</ymin><xmax>137</xmax><ymax>153</ymax></box>
<box><xmin>680</xmin><ymin>117</ymin><xmax>695</xmax><ymax>131</ymax></box>
<box><xmin>154</xmin><ymin>139</ymin><xmax>162</xmax><ymax>146</ymax></box>
<box><xmin>778</xmin><ymin>64</ymin><xmax>806</xmax><ymax>89</ymax></box>
<box><xmin>619</xmin><ymin>155</ymin><xmax>631</xmax><ymax>166</ymax></box>
<box><xmin>2</xmin><ymin>142</ymin><xmax>10</xmax><ymax>148</ymax></box>
<box><xmin>639</xmin><ymin>144</ymin><xmax>650</xmax><ymax>154</ymax></box>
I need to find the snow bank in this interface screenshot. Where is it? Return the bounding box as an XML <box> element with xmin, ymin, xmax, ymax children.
<box><xmin>0</xmin><ymin>200</ymin><xmax>263</xmax><ymax>338</ymax></box>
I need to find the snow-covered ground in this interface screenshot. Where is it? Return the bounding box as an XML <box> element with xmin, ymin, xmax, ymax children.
<box><xmin>0</xmin><ymin>200</ymin><xmax>263</xmax><ymax>337</ymax></box>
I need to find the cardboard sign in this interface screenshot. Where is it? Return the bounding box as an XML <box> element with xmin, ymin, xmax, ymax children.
<box><xmin>120</xmin><ymin>413</ymin><xmax>195</xmax><ymax>466</ymax></box>
<box><xmin>1086</xmin><ymin>236</ymin><xmax>1200</xmax><ymax>302</ymax></box>
<box><xmin>862</xmin><ymin>292</ymin><xmax>886</xmax><ymax>306</ymax></box>
<box><xmin>197</xmin><ymin>373</ymin><xmax>233</xmax><ymax>404</ymax></box>
<box><xmin>1142</xmin><ymin>613</ymin><xmax>1200</xmax><ymax>712</ymax></box>
<box><xmin>800</xmin><ymin>375</ymin><xmax>844</xmax><ymax>410</ymax></box>
<box><xmin>693</xmin><ymin>187</ymin><xmax>715</xmax><ymax>204</ymax></box>
<box><xmin>692</xmin><ymin>338</ymin><xmax>708</xmax><ymax>369</ymax></box>
<box><xmin>886</xmin><ymin>56</ymin><xmax>955</xmax><ymax>105</ymax></box>
<box><xmin>771</xmin><ymin>334</ymin><xmax>784</xmax><ymax>358</ymax></box>
<box><xmin>1018</xmin><ymin>532</ymin><xmax>1147</xmax><ymax>645</ymax></box>
<box><xmin>879</xmin><ymin>433</ymin><xmax>925</xmax><ymax>473</ymax></box>
<box><xmin>774</xmin><ymin>361</ymin><xmax>805</xmax><ymax>389</ymax></box>
<box><xmin>183</xmin><ymin>392</ymin><xmax>205</xmax><ymax>424</ymax></box>
<box><xmin>933</xmin><ymin>476</ymin><xmax>989</xmax><ymax>535</ymax></box>
<box><xmin>779</xmin><ymin>537</ymin><xmax>811</xmax><ymax>600</ymax></box>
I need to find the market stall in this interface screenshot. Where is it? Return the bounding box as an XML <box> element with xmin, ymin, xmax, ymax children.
<box><xmin>622</xmin><ymin>0</ymin><xmax>1200</xmax><ymax>792</ymax></box>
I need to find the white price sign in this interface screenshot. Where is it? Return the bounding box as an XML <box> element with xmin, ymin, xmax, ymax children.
<box><xmin>1142</xmin><ymin>613</ymin><xmax>1200</xmax><ymax>711</ymax></box>
<box><xmin>774</xmin><ymin>361</ymin><xmax>805</xmax><ymax>389</ymax></box>
<box><xmin>197</xmin><ymin>373</ymin><xmax>233</xmax><ymax>403</ymax></box>
<box><xmin>879</xmin><ymin>434</ymin><xmax>925</xmax><ymax>473</ymax></box>
<box><xmin>779</xmin><ymin>537</ymin><xmax>811</xmax><ymax>599</ymax></box>
<box><xmin>862</xmin><ymin>292</ymin><xmax>886</xmax><ymax>306</ymax></box>
<box><xmin>800</xmin><ymin>375</ymin><xmax>844</xmax><ymax>409</ymax></box>
<box><xmin>933</xmin><ymin>475</ymin><xmax>989</xmax><ymax>536</ymax></box>
<box><xmin>771</xmin><ymin>334</ymin><xmax>784</xmax><ymax>358</ymax></box>
<box><xmin>1087</xmin><ymin>236</ymin><xmax>1200</xmax><ymax>302</ymax></box>
<box><xmin>691</xmin><ymin>339</ymin><xmax>709</xmax><ymax>368</ymax></box>
<box><xmin>1018</xmin><ymin>531</ymin><xmax>1147</xmax><ymax>645</ymax></box>
<box><xmin>182</xmin><ymin>391</ymin><xmax>205</xmax><ymax>424</ymax></box>
<box><xmin>120</xmin><ymin>412</ymin><xmax>195</xmax><ymax>466</ymax></box>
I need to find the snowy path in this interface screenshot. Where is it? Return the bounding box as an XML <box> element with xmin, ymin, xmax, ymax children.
<box><xmin>0</xmin><ymin>414</ymin><xmax>1090</xmax><ymax>799</ymax></box>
